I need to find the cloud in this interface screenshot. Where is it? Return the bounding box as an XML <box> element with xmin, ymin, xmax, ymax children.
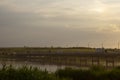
<box><xmin>0</xmin><ymin>0</ymin><xmax>120</xmax><ymax>47</ymax></box>
<box><xmin>101</xmin><ymin>0</ymin><xmax>120</xmax><ymax>4</ymax></box>
<box><xmin>98</xmin><ymin>24</ymin><xmax>120</xmax><ymax>33</ymax></box>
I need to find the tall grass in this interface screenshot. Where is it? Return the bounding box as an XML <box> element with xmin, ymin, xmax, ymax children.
<box><xmin>1</xmin><ymin>65</ymin><xmax>120</xmax><ymax>80</ymax></box>
<box><xmin>56</xmin><ymin>66</ymin><xmax>120</xmax><ymax>80</ymax></box>
<box><xmin>0</xmin><ymin>64</ymin><xmax>68</xmax><ymax>80</ymax></box>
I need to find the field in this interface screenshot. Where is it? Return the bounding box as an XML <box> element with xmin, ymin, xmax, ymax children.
<box><xmin>0</xmin><ymin>47</ymin><xmax>95</xmax><ymax>54</ymax></box>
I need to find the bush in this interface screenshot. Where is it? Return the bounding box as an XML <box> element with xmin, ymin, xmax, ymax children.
<box><xmin>0</xmin><ymin>65</ymin><xmax>67</xmax><ymax>80</ymax></box>
<box><xmin>56</xmin><ymin>66</ymin><xmax>120</xmax><ymax>80</ymax></box>
<box><xmin>1</xmin><ymin>65</ymin><xmax>120</xmax><ymax>80</ymax></box>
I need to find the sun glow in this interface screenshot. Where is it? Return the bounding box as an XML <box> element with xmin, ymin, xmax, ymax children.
<box><xmin>91</xmin><ymin>7</ymin><xmax>106</xmax><ymax>13</ymax></box>
<box><xmin>94</xmin><ymin>7</ymin><xmax>104</xmax><ymax>13</ymax></box>
<box><xmin>90</xmin><ymin>0</ymin><xmax>106</xmax><ymax>13</ymax></box>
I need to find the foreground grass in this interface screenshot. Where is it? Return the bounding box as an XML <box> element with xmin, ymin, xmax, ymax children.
<box><xmin>56</xmin><ymin>66</ymin><xmax>120</xmax><ymax>80</ymax></box>
<box><xmin>0</xmin><ymin>65</ymin><xmax>68</xmax><ymax>80</ymax></box>
<box><xmin>1</xmin><ymin>65</ymin><xmax>120</xmax><ymax>80</ymax></box>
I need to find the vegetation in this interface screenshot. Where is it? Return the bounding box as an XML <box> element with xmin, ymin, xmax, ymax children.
<box><xmin>1</xmin><ymin>65</ymin><xmax>120</xmax><ymax>80</ymax></box>
<box><xmin>0</xmin><ymin>47</ymin><xmax>95</xmax><ymax>54</ymax></box>
<box><xmin>56</xmin><ymin>66</ymin><xmax>120</xmax><ymax>80</ymax></box>
<box><xmin>0</xmin><ymin>65</ymin><xmax>67</xmax><ymax>80</ymax></box>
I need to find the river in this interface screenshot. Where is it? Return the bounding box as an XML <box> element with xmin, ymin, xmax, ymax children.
<box><xmin>0</xmin><ymin>60</ymin><xmax>81</xmax><ymax>72</ymax></box>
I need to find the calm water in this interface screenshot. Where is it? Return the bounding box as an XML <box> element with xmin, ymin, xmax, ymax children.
<box><xmin>0</xmin><ymin>61</ymin><xmax>80</xmax><ymax>72</ymax></box>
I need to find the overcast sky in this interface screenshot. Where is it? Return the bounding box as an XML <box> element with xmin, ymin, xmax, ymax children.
<box><xmin>0</xmin><ymin>0</ymin><xmax>120</xmax><ymax>48</ymax></box>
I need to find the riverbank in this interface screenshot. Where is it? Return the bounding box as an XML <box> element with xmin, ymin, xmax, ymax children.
<box><xmin>0</xmin><ymin>65</ymin><xmax>120</xmax><ymax>80</ymax></box>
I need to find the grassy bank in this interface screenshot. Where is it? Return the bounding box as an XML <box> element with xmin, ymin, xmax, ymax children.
<box><xmin>0</xmin><ymin>65</ymin><xmax>120</xmax><ymax>80</ymax></box>
<box><xmin>0</xmin><ymin>65</ymin><xmax>66</xmax><ymax>80</ymax></box>
<box><xmin>56</xmin><ymin>66</ymin><xmax>120</xmax><ymax>80</ymax></box>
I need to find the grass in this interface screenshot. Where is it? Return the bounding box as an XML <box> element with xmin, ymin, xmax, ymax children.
<box><xmin>0</xmin><ymin>65</ymin><xmax>120</xmax><ymax>80</ymax></box>
<box><xmin>56</xmin><ymin>66</ymin><xmax>120</xmax><ymax>80</ymax></box>
<box><xmin>0</xmin><ymin>47</ymin><xmax>95</xmax><ymax>54</ymax></box>
<box><xmin>0</xmin><ymin>64</ymin><xmax>67</xmax><ymax>80</ymax></box>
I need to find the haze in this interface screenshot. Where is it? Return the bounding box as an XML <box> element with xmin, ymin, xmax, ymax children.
<box><xmin>0</xmin><ymin>0</ymin><xmax>120</xmax><ymax>48</ymax></box>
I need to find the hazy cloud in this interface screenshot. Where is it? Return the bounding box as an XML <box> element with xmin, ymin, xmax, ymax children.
<box><xmin>0</xmin><ymin>0</ymin><xmax>120</xmax><ymax>48</ymax></box>
<box><xmin>97</xmin><ymin>24</ymin><xmax>120</xmax><ymax>33</ymax></box>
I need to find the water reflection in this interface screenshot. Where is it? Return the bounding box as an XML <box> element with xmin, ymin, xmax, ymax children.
<box><xmin>0</xmin><ymin>61</ymin><xmax>75</xmax><ymax>72</ymax></box>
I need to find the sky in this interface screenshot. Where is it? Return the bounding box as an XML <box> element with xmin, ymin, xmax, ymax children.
<box><xmin>0</xmin><ymin>0</ymin><xmax>120</xmax><ymax>48</ymax></box>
